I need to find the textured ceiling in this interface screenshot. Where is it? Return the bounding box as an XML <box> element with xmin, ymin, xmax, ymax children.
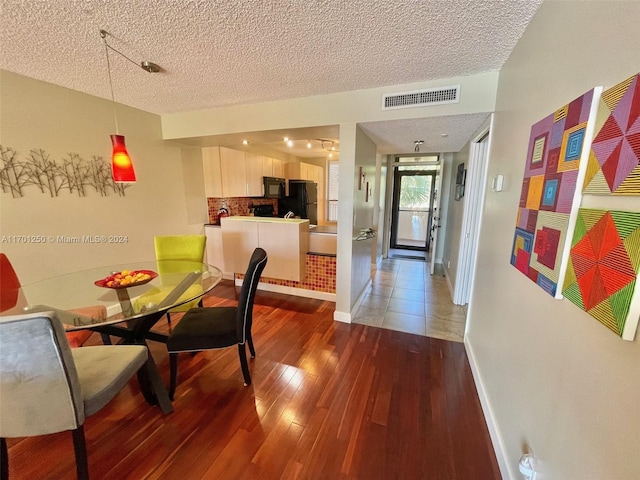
<box><xmin>1</xmin><ymin>0</ymin><xmax>543</xmax><ymax>153</ymax></box>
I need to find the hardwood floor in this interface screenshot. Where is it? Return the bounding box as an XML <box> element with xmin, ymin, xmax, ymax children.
<box><xmin>5</xmin><ymin>281</ymin><xmax>499</xmax><ymax>479</ymax></box>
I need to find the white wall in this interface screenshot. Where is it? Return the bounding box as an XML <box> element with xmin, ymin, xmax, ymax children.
<box><xmin>0</xmin><ymin>71</ymin><xmax>201</xmax><ymax>283</ymax></box>
<box><xmin>468</xmin><ymin>2</ymin><xmax>640</xmax><ymax>479</ymax></box>
<box><xmin>162</xmin><ymin>72</ymin><xmax>499</xmax><ymax>139</ymax></box>
<box><xmin>435</xmin><ymin>152</ymin><xmax>453</xmax><ymax>264</ymax></box>
<box><xmin>335</xmin><ymin>124</ymin><xmax>377</xmax><ymax>321</ymax></box>
<box><xmin>442</xmin><ymin>147</ymin><xmax>469</xmax><ymax>292</ymax></box>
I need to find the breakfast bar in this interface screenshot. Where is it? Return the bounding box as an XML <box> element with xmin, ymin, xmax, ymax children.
<box><xmin>207</xmin><ymin>217</ymin><xmax>336</xmax><ymax>299</ymax></box>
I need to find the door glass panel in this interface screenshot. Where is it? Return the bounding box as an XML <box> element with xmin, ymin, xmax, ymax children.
<box><xmin>393</xmin><ymin>172</ymin><xmax>434</xmax><ymax>249</ymax></box>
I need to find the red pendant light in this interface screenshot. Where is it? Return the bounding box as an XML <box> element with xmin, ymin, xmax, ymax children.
<box><xmin>101</xmin><ymin>29</ymin><xmax>161</xmax><ymax>184</ymax></box>
<box><xmin>110</xmin><ymin>134</ymin><xmax>136</xmax><ymax>183</ymax></box>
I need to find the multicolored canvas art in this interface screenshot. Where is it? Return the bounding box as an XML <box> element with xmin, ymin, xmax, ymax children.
<box><xmin>562</xmin><ymin>208</ymin><xmax>640</xmax><ymax>340</ymax></box>
<box><xmin>583</xmin><ymin>73</ymin><xmax>640</xmax><ymax>194</ymax></box>
<box><xmin>511</xmin><ymin>89</ymin><xmax>596</xmax><ymax>297</ymax></box>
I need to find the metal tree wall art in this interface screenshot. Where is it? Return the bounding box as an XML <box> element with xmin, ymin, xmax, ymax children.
<box><xmin>0</xmin><ymin>145</ymin><xmax>130</xmax><ymax>198</ymax></box>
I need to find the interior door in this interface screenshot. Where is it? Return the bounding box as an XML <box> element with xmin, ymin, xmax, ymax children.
<box><xmin>390</xmin><ymin>170</ymin><xmax>436</xmax><ymax>251</ymax></box>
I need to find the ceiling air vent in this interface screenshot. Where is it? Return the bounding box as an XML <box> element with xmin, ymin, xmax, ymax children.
<box><xmin>382</xmin><ymin>85</ymin><xmax>460</xmax><ymax>110</ymax></box>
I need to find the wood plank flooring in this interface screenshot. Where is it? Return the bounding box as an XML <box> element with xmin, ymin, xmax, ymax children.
<box><xmin>4</xmin><ymin>281</ymin><xmax>500</xmax><ymax>480</ymax></box>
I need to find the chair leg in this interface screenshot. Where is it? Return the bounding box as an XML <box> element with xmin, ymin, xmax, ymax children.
<box><xmin>1</xmin><ymin>437</ymin><xmax>8</xmax><ymax>480</ymax></box>
<box><xmin>72</xmin><ymin>426</ymin><xmax>89</xmax><ymax>480</ymax></box>
<box><xmin>247</xmin><ymin>334</ymin><xmax>256</xmax><ymax>358</ymax></box>
<box><xmin>166</xmin><ymin>312</ymin><xmax>172</xmax><ymax>326</ymax></box>
<box><xmin>169</xmin><ymin>353</ymin><xmax>179</xmax><ymax>400</ymax></box>
<box><xmin>100</xmin><ymin>333</ymin><xmax>112</xmax><ymax>345</ymax></box>
<box><xmin>238</xmin><ymin>343</ymin><xmax>251</xmax><ymax>386</ymax></box>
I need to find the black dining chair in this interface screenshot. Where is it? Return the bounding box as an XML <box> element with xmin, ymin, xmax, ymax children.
<box><xmin>0</xmin><ymin>311</ymin><xmax>149</xmax><ymax>480</ymax></box>
<box><xmin>166</xmin><ymin>248</ymin><xmax>268</xmax><ymax>399</ymax></box>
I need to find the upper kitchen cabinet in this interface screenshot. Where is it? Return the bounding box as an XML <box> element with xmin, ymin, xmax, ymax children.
<box><xmin>245</xmin><ymin>152</ymin><xmax>265</xmax><ymax>197</ymax></box>
<box><xmin>219</xmin><ymin>146</ymin><xmax>248</xmax><ymax>197</ymax></box>
<box><xmin>261</xmin><ymin>156</ymin><xmax>285</xmax><ymax>178</ymax></box>
<box><xmin>272</xmin><ymin>158</ymin><xmax>285</xmax><ymax>177</ymax></box>
<box><xmin>202</xmin><ymin>146</ymin><xmax>223</xmax><ymax>197</ymax></box>
<box><xmin>203</xmin><ymin>147</ymin><xmax>290</xmax><ymax>198</ymax></box>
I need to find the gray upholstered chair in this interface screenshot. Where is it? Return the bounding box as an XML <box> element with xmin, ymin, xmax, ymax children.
<box><xmin>0</xmin><ymin>311</ymin><xmax>149</xmax><ymax>480</ymax></box>
<box><xmin>167</xmin><ymin>247</ymin><xmax>267</xmax><ymax>399</ymax></box>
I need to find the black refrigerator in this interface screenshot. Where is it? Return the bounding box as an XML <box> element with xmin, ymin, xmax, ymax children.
<box><xmin>279</xmin><ymin>180</ymin><xmax>318</xmax><ymax>225</ymax></box>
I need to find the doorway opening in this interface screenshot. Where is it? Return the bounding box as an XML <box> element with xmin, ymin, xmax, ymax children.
<box><xmin>388</xmin><ymin>158</ymin><xmax>440</xmax><ymax>262</ymax></box>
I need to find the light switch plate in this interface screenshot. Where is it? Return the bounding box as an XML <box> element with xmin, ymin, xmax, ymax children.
<box><xmin>492</xmin><ymin>174</ymin><xmax>504</xmax><ymax>192</ymax></box>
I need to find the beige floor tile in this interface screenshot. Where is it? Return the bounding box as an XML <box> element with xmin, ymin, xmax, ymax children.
<box><xmin>387</xmin><ymin>298</ymin><xmax>425</xmax><ymax>317</ymax></box>
<box><xmin>391</xmin><ymin>287</ymin><xmax>425</xmax><ymax>302</ymax></box>
<box><xmin>382</xmin><ymin>311</ymin><xmax>426</xmax><ymax>336</ymax></box>
<box><xmin>367</xmin><ymin>284</ymin><xmax>394</xmax><ymax>298</ymax></box>
<box><xmin>394</xmin><ymin>277</ymin><xmax>426</xmax><ymax>291</ymax></box>
<box><xmin>360</xmin><ymin>293</ymin><xmax>390</xmax><ymax>310</ymax></box>
<box><xmin>358</xmin><ymin>257</ymin><xmax>465</xmax><ymax>341</ymax></box>
<box><xmin>352</xmin><ymin>312</ymin><xmax>384</xmax><ymax>328</ymax></box>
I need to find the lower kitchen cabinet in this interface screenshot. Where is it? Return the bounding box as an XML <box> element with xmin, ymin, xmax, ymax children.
<box><xmin>220</xmin><ymin>217</ymin><xmax>309</xmax><ymax>281</ymax></box>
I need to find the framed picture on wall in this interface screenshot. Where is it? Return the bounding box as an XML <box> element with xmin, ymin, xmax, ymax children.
<box><xmin>456</xmin><ymin>163</ymin><xmax>466</xmax><ymax>186</ymax></box>
<box><xmin>455</xmin><ymin>163</ymin><xmax>466</xmax><ymax>200</ymax></box>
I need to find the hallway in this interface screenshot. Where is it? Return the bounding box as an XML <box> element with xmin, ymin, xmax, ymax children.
<box><xmin>352</xmin><ymin>257</ymin><xmax>467</xmax><ymax>342</ymax></box>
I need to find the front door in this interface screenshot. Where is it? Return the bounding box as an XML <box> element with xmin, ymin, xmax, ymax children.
<box><xmin>390</xmin><ymin>169</ymin><xmax>436</xmax><ymax>251</ymax></box>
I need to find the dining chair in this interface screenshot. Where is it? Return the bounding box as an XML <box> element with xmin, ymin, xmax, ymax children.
<box><xmin>134</xmin><ymin>235</ymin><xmax>206</xmax><ymax>326</ymax></box>
<box><xmin>0</xmin><ymin>311</ymin><xmax>148</xmax><ymax>480</ymax></box>
<box><xmin>0</xmin><ymin>253</ymin><xmax>103</xmax><ymax>347</ymax></box>
<box><xmin>166</xmin><ymin>247</ymin><xmax>267</xmax><ymax>399</ymax></box>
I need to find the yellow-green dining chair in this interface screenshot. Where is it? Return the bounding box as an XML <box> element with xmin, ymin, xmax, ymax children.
<box><xmin>135</xmin><ymin>235</ymin><xmax>207</xmax><ymax>326</ymax></box>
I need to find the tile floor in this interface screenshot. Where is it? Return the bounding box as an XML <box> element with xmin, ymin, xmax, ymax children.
<box><xmin>352</xmin><ymin>256</ymin><xmax>468</xmax><ymax>342</ymax></box>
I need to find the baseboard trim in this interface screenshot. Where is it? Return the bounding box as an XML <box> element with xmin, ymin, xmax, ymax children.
<box><xmin>234</xmin><ymin>278</ymin><xmax>336</xmax><ymax>302</ymax></box>
<box><xmin>464</xmin><ymin>336</ymin><xmax>514</xmax><ymax>480</ymax></box>
<box><xmin>333</xmin><ymin>311</ymin><xmax>351</xmax><ymax>323</ymax></box>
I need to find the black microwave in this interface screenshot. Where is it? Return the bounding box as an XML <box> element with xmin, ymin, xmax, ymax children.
<box><xmin>263</xmin><ymin>176</ymin><xmax>286</xmax><ymax>198</ymax></box>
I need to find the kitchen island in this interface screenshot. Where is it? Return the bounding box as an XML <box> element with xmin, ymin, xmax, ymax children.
<box><xmin>208</xmin><ymin>217</ymin><xmax>336</xmax><ymax>300</ymax></box>
<box><xmin>221</xmin><ymin>216</ymin><xmax>309</xmax><ymax>282</ymax></box>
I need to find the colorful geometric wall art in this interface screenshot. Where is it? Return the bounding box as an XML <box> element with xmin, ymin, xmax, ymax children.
<box><xmin>583</xmin><ymin>73</ymin><xmax>640</xmax><ymax>194</ymax></box>
<box><xmin>562</xmin><ymin>208</ymin><xmax>640</xmax><ymax>341</ymax></box>
<box><xmin>511</xmin><ymin>89</ymin><xmax>598</xmax><ymax>297</ymax></box>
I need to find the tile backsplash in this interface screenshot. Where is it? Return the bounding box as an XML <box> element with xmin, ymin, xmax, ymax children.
<box><xmin>207</xmin><ymin>197</ymin><xmax>278</xmax><ymax>224</ymax></box>
<box><xmin>236</xmin><ymin>253</ymin><xmax>336</xmax><ymax>293</ymax></box>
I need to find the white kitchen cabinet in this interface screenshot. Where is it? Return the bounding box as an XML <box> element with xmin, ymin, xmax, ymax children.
<box><xmin>220</xmin><ymin>146</ymin><xmax>248</xmax><ymax>197</ymax></box>
<box><xmin>272</xmin><ymin>158</ymin><xmax>285</xmax><ymax>177</ymax></box>
<box><xmin>220</xmin><ymin>217</ymin><xmax>308</xmax><ymax>281</ymax></box>
<box><xmin>204</xmin><ymin>225</ymin><xmax>232</xmax><ymax>277</ymax></box>
<box><xmin>206</xmin><ymin>147</ymin><xmax>289</xmax><ymax>198</ymax></box>
<box><xmin>262</xmin><ymin>156</ymin><xmax>274</xmax><ymax>177</ymax></box>
<box><xmin>202</xmin><ymin>147</ymin><xmax>223</xmax><ymax>197</ymax></box>
<box><xmin>245</xmin><ymin>152</ymin><xmax>264</xmax><ymax>196</ymax></box>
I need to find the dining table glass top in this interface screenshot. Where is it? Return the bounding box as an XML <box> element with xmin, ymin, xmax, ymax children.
<box><xmin>0</xmin><ymin>260</ymin><xmax>223</xmax><ymax>330</ymax></box>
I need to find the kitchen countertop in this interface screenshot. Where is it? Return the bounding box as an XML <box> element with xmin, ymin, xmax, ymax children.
<box><xmin>221</xmin><ymin>216</ymin><xmax>309</xmax><ymax>225</ymax></box>
<box><xmin>209</xmin><ymin>222</ymin><xmax>336</xmax><ymax>235</ymax></box>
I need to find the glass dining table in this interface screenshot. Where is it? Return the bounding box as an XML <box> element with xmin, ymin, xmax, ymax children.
<box><xmin>0</xmin><ymin>260</ymin><xmax>223</xmax><ymax>414</ymax></box>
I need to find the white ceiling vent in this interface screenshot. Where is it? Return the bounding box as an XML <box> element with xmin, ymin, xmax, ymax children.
<box><xmin>382</xmin><ymin>85</ymin><xmax>460</xmax><ymax>110</ymax></box>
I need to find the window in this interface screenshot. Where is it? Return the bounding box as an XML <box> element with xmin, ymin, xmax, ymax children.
<box><xmin>328</xmin><ymin>161</ymin><xmax>339</xmax><ymax>221</ymax></box>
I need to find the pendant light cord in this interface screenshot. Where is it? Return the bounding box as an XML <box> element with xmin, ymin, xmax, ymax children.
<box><xmin>102</xmin><ymin>33</ymin><xmax>119</xmax><ymax>134</ymax></box>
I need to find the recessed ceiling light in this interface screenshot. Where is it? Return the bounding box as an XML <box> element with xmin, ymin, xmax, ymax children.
<box><xmin>307</xmin><ymin>141</ymin><xmax>312</xmax><ymax>149</ymax></box>
<box><xmin>241</xmin><ymin>139</ymin><xmax>249</xmax><ymax>145</ymax></box>
<box><xmin>287</xmin><ymin>140</ymin><xmax>294</xmax><ymax>147</ymax></box>
<box><xmin>441</xmin><ymin>133</ymin><xmax>449</xmax><ymax>137</ymax></box>
<box><xmin>283</xmin><ymin>136</ymin><xmax>289</xmax><ymax>142</ymax></box>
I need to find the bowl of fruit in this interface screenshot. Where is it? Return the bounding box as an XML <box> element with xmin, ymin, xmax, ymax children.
<box><xmin>94</xmin><ymin>269</ymin><xmax>157</xmax><ymax>289</ymax></box>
